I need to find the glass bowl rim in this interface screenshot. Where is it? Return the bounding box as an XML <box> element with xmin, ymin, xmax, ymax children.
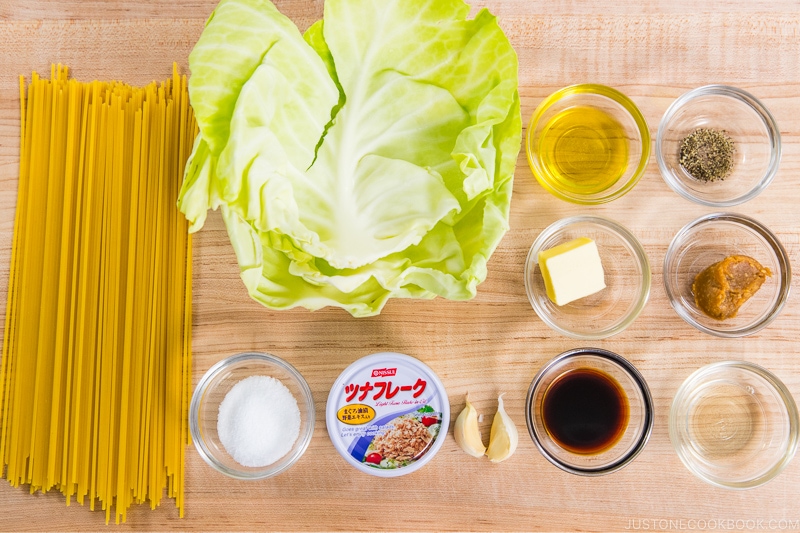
<box><xmin>662</xmin><ymin>212</ymin><xmax>792</xmax><ymax>338</ymax></box>
<box><xmin>525</xmin><ymin>347</ymin><xmax>655</xmax><ymax>476</ymax></box>
<box><xmin>526</xmin><ymin>83</ymin><xmax>651</xmax><ymax>205</ymax></box>
<box><xmin>524</xmin><ymin>214</ymin><xmax>652</xmax><ymax>340</ymax></box>
<box><xmin>189</xmin><ymin>351</ymin><xmax>316</xmax><ymax>480</ymax></box>
<box><xmin>655</xmin><ymin>84</ymin><xmax>782</xmax><ymax>207</ymax></box>
<box><xmin>668</xmin><ymin>360</ymin><xmax>800</xmax><ymax>490</ymax></box>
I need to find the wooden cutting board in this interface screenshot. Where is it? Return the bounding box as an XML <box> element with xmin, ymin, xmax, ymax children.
<box><xmin>1</xmin><ymin>1</ymin><xmax>799</xmax><ymax>531</ymax></box>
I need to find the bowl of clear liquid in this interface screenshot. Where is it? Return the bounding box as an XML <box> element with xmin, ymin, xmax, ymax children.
<box><xmin>669</xmin><ymin>361</ymin><xmax>798</xmax><ymax>489</ymax></box>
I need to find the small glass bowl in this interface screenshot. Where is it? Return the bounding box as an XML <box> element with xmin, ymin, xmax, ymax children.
<box><xmin>526</xmin><ymin>348</ymin><xmax>654</xmax><ymax>476</ymax></box>
<box><xmin>190</xmin><ymin>352</ymin><xmax>315</xmax><ymax>480</ymax></box>
<box><xmin>524</xmin><ymin>215</ymin><xmax>651</xmax><ymax>340</ymax></box>
<box><xmin>663</xmin><ymin>213</ymin><xmax>791</xmax><ymax>338</ymax></box>
<box><xmin>669</xmin><ymin>361</ymin><xmax>799</xmax><ymax>489</ymax></box>
<box><xmin>526</xmin><ymin>84</ymin><xmax>650</xmax><ymax>204</ymax></box>
<box><xmin>656</xmin><ymin>85</ymin><xmax>781</xmax><ymax>207</ymax></box>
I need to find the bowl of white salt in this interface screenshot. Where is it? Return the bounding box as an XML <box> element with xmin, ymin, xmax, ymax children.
<box><xmin>190</xmin><ymin>352</ymin><xmax>315</xmax><ymax>479</ymax></box>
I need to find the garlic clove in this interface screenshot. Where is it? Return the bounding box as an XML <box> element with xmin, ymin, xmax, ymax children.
<box><xmin>486</xmin><ymin>393</ymin><xmax>518</xmax><ymax>463</ymax></box>
<box><xmin>453</xmin><ymin>393</ymin><xmax>486</xmax><ymax>458</ymax></box>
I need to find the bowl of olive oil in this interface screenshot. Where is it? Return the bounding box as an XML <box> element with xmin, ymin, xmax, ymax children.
<box><xmin>527</xmin><ymin>84</ymin><xmax>650</xmax><ymax>204</ymax></box>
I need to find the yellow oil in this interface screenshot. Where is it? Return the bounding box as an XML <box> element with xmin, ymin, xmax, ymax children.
<box><xmin>537</xmin><ymin>105</ymin><xmax>629</xmax><ymax>195</ymax></box>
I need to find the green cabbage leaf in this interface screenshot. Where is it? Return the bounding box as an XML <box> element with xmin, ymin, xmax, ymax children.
<box><xmin>179</xmin><ymin>0</ymin><xmax>521</xmax><ymax>317</ymax></box>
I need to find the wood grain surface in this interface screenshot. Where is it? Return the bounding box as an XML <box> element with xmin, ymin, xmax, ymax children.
<box><xmin>1</xmin><ymin>1</ymin><xmax>800</xmax><ymax>531</ymax></box>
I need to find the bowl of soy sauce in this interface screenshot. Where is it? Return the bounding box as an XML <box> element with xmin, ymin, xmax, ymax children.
<box><xmin>526</xmin><ymin>348</ymin><xmax>654</xmax><ymax>475</ymax></box>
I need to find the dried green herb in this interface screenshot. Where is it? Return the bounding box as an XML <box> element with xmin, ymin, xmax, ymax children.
<box><xmin>679</xmin><ymin>128</ymin><xmax>735</xmax><ymax>182</ymax></box>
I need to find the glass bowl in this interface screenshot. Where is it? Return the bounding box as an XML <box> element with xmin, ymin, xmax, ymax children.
<box><xmin>663</xmin><ymin>213</ymin><xmax>791</xmax><ymax>338</ymax></box>
<box><xmin>524</xmin><ymin>215</ymin><xmax>651</xmax><ymax>340</ymax></box>
<box><xmin>526</xmin><ymin>348</ymin><xmax>654</xmax><ymax>476</ymax></box>
<box><xmin>656</xmin><ymin>85</ymin><xmax>781</xmax><ymax>207</ymax></box>
<box><xmin>669</xmin><ymin>361</ymin><xmax>799</xmax><ymax>489</ymax></box>
<box><xmin>526</xmin><ymin>84</ymin><xmax>650</xmax><ymax>204</ymax></box>
<box><xmin>190</xmin><ymin>352</ymin><xmax>315</xmax><ymax>479</ymax></box>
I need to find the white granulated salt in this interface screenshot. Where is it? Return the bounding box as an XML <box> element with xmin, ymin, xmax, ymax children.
<box><xmin>217</xmin><ymin>375</ymin><xmax>301</xmax><ymax>468</ymax></box>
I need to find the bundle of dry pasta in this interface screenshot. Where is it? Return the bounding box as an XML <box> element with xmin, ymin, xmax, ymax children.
<box><xmin>0</xmin><ymin>64</ymin><xmax>195</xmax><ymax>523</ymax></box>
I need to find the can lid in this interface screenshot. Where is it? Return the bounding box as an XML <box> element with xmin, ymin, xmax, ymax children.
<box><xmin>326</xmin><ymin>352</ymin><xmax>449</xmax><ymax>477</ymax></box>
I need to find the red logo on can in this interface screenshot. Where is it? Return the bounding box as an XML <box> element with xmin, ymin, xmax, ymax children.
<box><xmin>371</xmin><ymin>367</ymin><xmax>397</xmax><ymax>378</ymax></box>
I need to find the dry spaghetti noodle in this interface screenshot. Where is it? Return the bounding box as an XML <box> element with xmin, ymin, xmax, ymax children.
<box><xmin>0</xmin><ymin>65</ymin><xmax>195</xmax><ymax>524</ymax></box>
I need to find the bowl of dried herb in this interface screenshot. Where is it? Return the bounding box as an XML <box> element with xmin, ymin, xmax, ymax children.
<box><xmin>656</xmin><ymin>85</ymin><xmax>781</xmax><ymax>207</ymax></box>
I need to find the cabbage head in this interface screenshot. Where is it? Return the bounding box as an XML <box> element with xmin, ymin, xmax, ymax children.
<box><xmin>179</xmin><ymin>0</ymin><xmax>521</xmax><ymax>317</ymax></box>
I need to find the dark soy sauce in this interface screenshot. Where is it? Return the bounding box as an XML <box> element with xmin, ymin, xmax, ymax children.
<box><xmin>542</xmin><ymin>368</ymin><xmax>629</xmax><ymax>454</ymax></box>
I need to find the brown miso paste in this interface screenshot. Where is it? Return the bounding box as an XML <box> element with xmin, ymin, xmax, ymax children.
<box><xmin>692</xmin><ymin>255</ymin><xmax>772</xmax><ymax>320</ymax></box>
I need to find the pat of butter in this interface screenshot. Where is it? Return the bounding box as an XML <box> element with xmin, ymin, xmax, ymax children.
<box><xmin>538</xmin><ymin>237</ymin><xmax>606</xmax><ymax>306</ymax></box>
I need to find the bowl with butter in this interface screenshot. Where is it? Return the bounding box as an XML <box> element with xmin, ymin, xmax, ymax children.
<box><xmin>524</xmin><ymin>215</ymin><xmax>651</xmax><ymax>339</ymax></box>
